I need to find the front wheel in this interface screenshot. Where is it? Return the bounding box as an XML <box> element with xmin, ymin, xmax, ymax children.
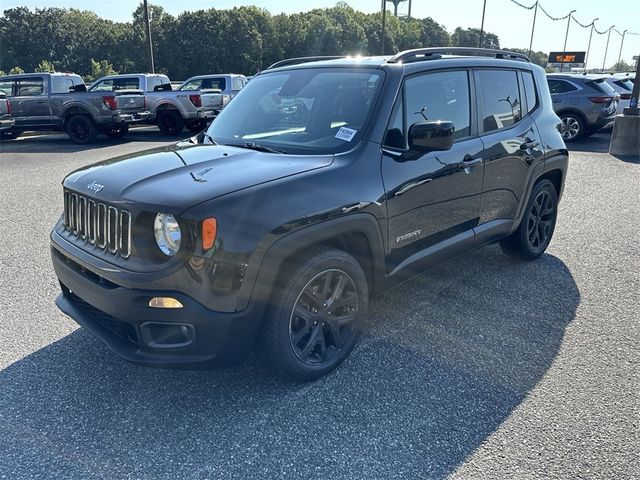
<box><xmin>259</xmin><ymin>247</ymin><xmax>369</xmax><ymax>381</ymax></box>
<box><xmin>501</xmin><ymin>179</ymin><xmax>558</xmax><ymax>260</ymax></box>
<box><xmin>103</xmin><ymin>123</ymin><xmax>129</xmax><ymax>139</ymax></box>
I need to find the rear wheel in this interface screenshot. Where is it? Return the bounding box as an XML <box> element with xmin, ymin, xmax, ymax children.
<box><xmin>559</xmin><ymin>113</ymin><xmax>585</xmax><ymax>142</ymax></box>
<box><xmin>501</xmin><ymin>179</ymin><xmax>558</xmax><ymax>260</ymax></box>
<box><xmin>157</xmin><ymin>110</ymin><xmax>184</xmax><ymax>136</ymax></box>
<box><xmin>259</xmin><ymin>247</ymin><xmax>369</xmax><ymax>381</ymax></box>
<box><xmin>66</xmin><ymin>115</ymin><xmax>97</xmax><ymax>144</ymax></box>
<box><xmin>103</xmin><ymin>123</ymin><xmax>129</xmax><ymax>139</ymax></box>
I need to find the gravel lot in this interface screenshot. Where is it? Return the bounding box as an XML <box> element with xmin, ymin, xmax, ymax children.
<box><xmin>0</xmin><ymin>129</ymin><xmax>638</xmax><ymax>479</ymax></box>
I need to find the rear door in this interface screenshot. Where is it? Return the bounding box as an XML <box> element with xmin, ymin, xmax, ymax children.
<box><xmin>381</xmin><ymin>69</ymin><xmax>484</xmax><ymax>271</ymax></box>
<box><xmin>11</xmin><ymin>76</ymin><xmax>53</xmax><ymax>126</ymax></box>
<box><xmin>474</xmin><ymin>68</ymin><xmax>544</xmax><ymax>233</ymax></box>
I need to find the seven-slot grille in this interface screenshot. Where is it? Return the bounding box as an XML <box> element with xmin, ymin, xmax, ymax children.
<box><xmin>63</xmin><ymin>190</ymin><xmax>132</xmax><ymax>258</ymax></box>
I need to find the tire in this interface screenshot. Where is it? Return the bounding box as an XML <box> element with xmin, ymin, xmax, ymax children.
<box><xmin>186</xmin><ymin>120</ymin><xmax>207</xmax><ymax>133</ymax></box>
<box><xmin>500</xmin><ymin>179</ymin><xmax>558</xmax><ymax>260</ymax></box>
<box><xmin>559</xmin><ymin>113</ymin><xmax>585</xmax><ymax>142</ymax></box>
<box><xmin>66</xmin><ymin>115</ymin><xmax>97</xmax><ymax>144</ymax></box>
<box><xmin>103</xmin><ymin>123</ymin><xmax>129</xmax><ymax>139</ymax></box>
<box><xmin>157</xmin><ymin>110</ymin><xmax>184</xmax><ymax>136</ymax></box>
<box><xmin>0</xmin><ymin>129</ymin><xmax>22</xmax><ymax>140</ymax></box>
<box><xmin>259</xmin><ymin>247</ymin><xmax>369</xmax><ymax>381</ymax></box>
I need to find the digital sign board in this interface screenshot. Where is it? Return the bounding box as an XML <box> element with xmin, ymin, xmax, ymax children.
<box><xmin>547</xmin><ymin>51</ymin><xmax>586</xmax><ymax>64</ymax></box>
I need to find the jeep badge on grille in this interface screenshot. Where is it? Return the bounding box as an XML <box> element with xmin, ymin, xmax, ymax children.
<box><xmin>87</xmin><ymin>180</ymin><xmax>104</xmax><ymax>193</ymax></box>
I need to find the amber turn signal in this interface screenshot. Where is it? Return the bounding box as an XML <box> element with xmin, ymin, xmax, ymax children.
<box><xmin>202</xmin><ymin>217</ymin><xmax>217</xmax><ymax>250</ymax></box>
<box><xmin>149</xmin><ymin>297</ymin><xmax>184</xmax><ymax>309</ymax></box>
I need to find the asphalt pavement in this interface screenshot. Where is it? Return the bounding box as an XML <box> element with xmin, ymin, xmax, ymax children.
<box><xmin>0</xmin><ymin>130</ymin><xmax>638</xmax><ymax>479</ymax></box>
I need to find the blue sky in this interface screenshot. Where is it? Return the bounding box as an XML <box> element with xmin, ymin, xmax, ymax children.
<box><xmin>3</xmin><ymin>0</ymin><xmax>639</xmax><ymax>69</ymax></box>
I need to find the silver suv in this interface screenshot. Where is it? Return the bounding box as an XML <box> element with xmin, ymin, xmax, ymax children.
<box><xmin>547</xmin><ymin>74</ymin><xmax>619</xmax><ymax>141</ymax></box>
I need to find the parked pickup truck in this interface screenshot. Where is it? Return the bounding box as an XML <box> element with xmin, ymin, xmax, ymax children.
<box><xmin>0</xmin><ymin>91</ymin><xmax>15</xmax><ymax>135</ymax></box>
<box><xmin>0</xmin><ymin>72</ymin><xmax>150</xmax><ymax>143</ymax></box>
<box><xmin>176</xmin><ymin>73</ymin><xmax>248</xmax><ymax>114</ymax></box>
<box><xmin>89</xmin><ymin>73</ymin><xmax>232</xmax><ymax>135</ymax></box>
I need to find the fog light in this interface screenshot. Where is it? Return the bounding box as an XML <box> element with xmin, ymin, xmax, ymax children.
<box><xmin>148</xmin><ymin>297</ymin><xmax>184</xmax><ymax>309</ymax></box>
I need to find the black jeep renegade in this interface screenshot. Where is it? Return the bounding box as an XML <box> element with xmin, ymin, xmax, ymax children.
<box><xmin>51</xmin><ymin>48</ymin><xmax>568</xmax><ymax>380</ymax></box>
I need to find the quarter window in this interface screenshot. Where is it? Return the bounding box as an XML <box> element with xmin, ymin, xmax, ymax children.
<box><xmin>522</xmin><ymin>71</ymin><xmax>538</xmax><ymax>114</ymax></box>
<box><xmin>476</xmin><ymin>69</ymin><xmax>522</xmax><ymax>133</ymax></box>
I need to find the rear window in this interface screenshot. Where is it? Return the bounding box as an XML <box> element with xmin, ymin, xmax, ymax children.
<box><xmin>90</xmin><ymin>77</ymin><xmax>140</xmax><ymax>92</ymax></box>
<box><xmin>613</xmin><ymin>79</ymin><xmax>634</xmax><ymax>91</ymax></box>
<box><xmin>180</xmin><ymin>77</ymin><xmax>226</xmax><ymax>91</ymax></box>
<box><xmin>588</xmin><ymin>79</ymin><xmax>617</xmax><ymax>95</ymax></box>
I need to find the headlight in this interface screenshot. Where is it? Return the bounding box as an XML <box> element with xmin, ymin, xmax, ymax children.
<box><xmin>154</xmin><ymin>213</ymin><xmax>181</xmax><ymax>256</ymax></box>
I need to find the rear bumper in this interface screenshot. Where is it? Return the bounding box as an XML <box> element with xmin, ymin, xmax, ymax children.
<box><xmin>51</xmin><ymin>240</ymin><xmax>265</xmax><ymax>369</ymax></box>
<box><xmin>197</xmin><ymin>110</ymin><xmax>216</xmax><ymax>120</ymax></box>
<box><xmin>0</xmin><ymin>117</ymin><xmax>15</xmax><ymax>131</ymax></box>
<box><xmin>112</xmin><ymin>111</ymin><xmax>152</xmax><ymax>124</ymax></box>
<box><xmin>591</xmin><ymin>113</ymin><xmax>617</xmax><ymax>130</ymax></box>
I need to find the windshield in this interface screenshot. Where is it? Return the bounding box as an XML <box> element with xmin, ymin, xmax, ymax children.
<box><xmin>205</xmin><ymin>68</ymin><xmax>384</xmax><ymax>155</ymax></box>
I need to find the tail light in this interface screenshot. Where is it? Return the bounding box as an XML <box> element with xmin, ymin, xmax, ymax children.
<box><xmin>202</xmin><ymin>217</ymin><xmax>217</xmax><ymax>250</ymax></box>
<box><xmin>6</xmin><ymin>99</ymin><xmax>11</xmax><ymax>115</ymax></box>
<box><xmin>587</xmin><ymin>96</ymin><xmax>614</xmax><ymax>104</ymax></box>
<box><xmin>189</xmin><ymin>94</ymin><xmax>202</xmax><ymax>108</ymax></box>
<box><xmin>102</xmin><ymin>96</ymin><xmax>117</xmax><ymax>110</ymax></box>
<box><xmin>620</xmin><ymin>93</ymin><xmax>632</xmax><ymax>100</ymax></box>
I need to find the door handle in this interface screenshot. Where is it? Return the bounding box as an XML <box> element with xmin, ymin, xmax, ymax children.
<box><xmin>459</xmin><ymin>155</ymin><xmax>483</xmax><ymax>168</ymax></box>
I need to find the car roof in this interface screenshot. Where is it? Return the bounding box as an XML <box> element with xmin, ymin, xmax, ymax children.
<box><xmin>1</xmin><ymin>72</ymin><xmax>81</xmax><ymax>78</ymax></box>
<box><xmin>547</xmin><ymin>73</ymin><xmax>606</xmax><ymax>80</ymax></box>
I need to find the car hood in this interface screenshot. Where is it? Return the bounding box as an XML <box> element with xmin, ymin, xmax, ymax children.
<box><xmin>63</xmin><ymin>143</ymin><xmax>333</xmax><ymax>213</ymax></box>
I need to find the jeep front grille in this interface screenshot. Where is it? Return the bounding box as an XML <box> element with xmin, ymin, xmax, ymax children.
<box><xmin>63</xmin><ymin>190</ymin><xmax>131</xmax><ymax>258</ymax></box>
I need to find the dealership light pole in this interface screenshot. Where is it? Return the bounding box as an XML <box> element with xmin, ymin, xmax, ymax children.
<box><xmin>479</xmin><ymin>0</ymin><xmax>487</xmax><ymax>48</ymax></box>
<box><xmin>143</xmin><ymin>0</ymin><xmax>155</xmax><ymax>73</ymax></box>
<box><xmin>560</xmin><ymin>9</ymin><xmax>576</xmax><ymax>73</ymax></box>
<box><xmin>616</xmin><ymin>30</ymin><xmax>628</xmax><ymax>71</ymax></box>
<box><xmin>584</xmin><ymin>18</ymin><xmax>599</xmax><ymax>70</ymax></box>
<box><xmin>528</xmin><ymin>1</ymin><xmax>539</xmax><ymax>58</ymax></box>
<box><xmin>602</xmin><ymin>25</ymin><xmax>614</xmax><ymax>72</ymax></box>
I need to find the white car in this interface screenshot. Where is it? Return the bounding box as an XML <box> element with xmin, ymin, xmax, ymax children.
<box><xmin>605</xmin><ymin>75</ymin><xmax>634</xmax><ymax>113</ymax></box>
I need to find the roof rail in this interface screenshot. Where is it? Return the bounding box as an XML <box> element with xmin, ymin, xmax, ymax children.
<box><xmin>387</xmin><ymin>47</ymin><xmax>530</xmax><ymax>64</ymax></box>
<box><xmin>267</xmin><ymin>56</ymin><xmax>347</xmax><ymax>70</ymax></box>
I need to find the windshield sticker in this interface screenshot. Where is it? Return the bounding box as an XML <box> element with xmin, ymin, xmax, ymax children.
<box><xmin>335</xmin><ymin>127</ymin><xmax>357</xmax><ymax>142</ymax></box>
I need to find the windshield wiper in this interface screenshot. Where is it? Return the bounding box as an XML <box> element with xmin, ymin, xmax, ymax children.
<box><xmin>224</xmin><ymin>141</ymin><xmax>285</xmax><ymax>154</ymax></box>
<box><xmin>201</xmin><ymin>131</ymin><xmax>217</xmax><ymax>145</ymax></box>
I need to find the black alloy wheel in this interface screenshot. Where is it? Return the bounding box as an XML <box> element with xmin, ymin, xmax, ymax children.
<box><xmin>289</xmin><ymin>269</ymin><xmax>359</xmax><ymax>365</ymax></box>
<box><xmin>157</xmin><ymin>110</ymin><xmax>184</xmax><ymax>136</ymax></box>
<box><xmin>66</xmin><ymin>115</ymin><xmax>97</xmax><ymax>144</ymax></box>
<box><xmin>526</xmin><ymin>189</ymin><xmax>554</xmax><ymax>251</ymax></box>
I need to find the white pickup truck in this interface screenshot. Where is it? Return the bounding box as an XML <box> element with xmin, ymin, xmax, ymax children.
<box><xmin>89</xmin><ymin>73</ymin><xmax>247</xmax><ymax>135</ymax></box>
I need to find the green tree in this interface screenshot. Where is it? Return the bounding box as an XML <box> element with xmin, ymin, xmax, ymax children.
<box><xmin>451</xmin><ymin>27</ymin><xmax>499</xmax><ymax>49</ymax></box>
<box><xmin>35</xmin><ymin>60</ymin><xmax>55</xmax><ymax>72</ymax></box>
<box><xmin>86</xmin><ymin>59</ymin><xmax>118</xmax><ymax>82</ymax></box>
<box><xmin>9</xmin><ymin>66</ymin><xmax>24</xmax><ymax>74</ymax></box>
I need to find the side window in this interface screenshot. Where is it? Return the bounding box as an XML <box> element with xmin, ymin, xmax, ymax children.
<box><xmin>16</xmin><ymin>77</ymin><xmax>45</xmax><ymax>96</ymax></box>
<box><xmin>147</xmin><ymin>77</ymin><xmax>164</xmax><ymax>91</ymax></box>
<box><xmin>233</xmin><ymin>77</ymin><xmax>244</xmax><ymax>90</ymax></box>
<box><xmin>548</xmin><ymin>79</ymin><xmax>577</xmax><ymax>94</ymax></box>
<box><xmin>0</xmin><ymin>80</ymin><xmax>14</xmax><ymax>96</ymax></box>
<box><xmin>476</xmin><ymin>69</ymin><xmax>522</xmax><ymax>133</ymax></box>
<box><xmin>90</xmin><ymin>79</ymin><xmax>114</xmax><ymax>92</ymax></box>
<box><xmin>51</xmin><ymin>76</ymin><xmax>75</xmax><ymax>94</ymax></box>
<box><xmin>384</xmin><ymin>70</ymin><xmax>471</xmax><ymax>148</ymax></box>
<box><xmin>522</xmin><ymin>71</ymin><xmax>538</xmax><ymax>114</ymax></box>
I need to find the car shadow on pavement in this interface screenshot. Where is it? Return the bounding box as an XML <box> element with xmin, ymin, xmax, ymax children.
<box><xmin>0</xmin><ymin>245</ymin><xmax>579</xmax><ymax>479</ymax></box>
<box><xmin>566</xmin><ymin>132</ymin><xmax>611</xmax><ymax>153</ymax></box>
<box><xmin>0</xmin><ymin>129</ymin><xmax>178</xmax><ymax>154</ymax></box>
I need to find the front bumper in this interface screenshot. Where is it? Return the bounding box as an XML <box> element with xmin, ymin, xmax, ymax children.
<box><xmin>51</xmin><ymin>241</ymin><xmax>265</xmax><ymax>369</ymax></box>
<box><xmin>112</xmin><ymin>111</ymin><xmax>152</xmax><ymax>124</ymax></box>
<box><xmin>0</xmin><ymin>117</ymin><xmax>15</xmax><ymax>131</ymax></box>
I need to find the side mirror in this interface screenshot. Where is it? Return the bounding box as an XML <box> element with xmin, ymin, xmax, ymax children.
<box><xmin>408</xmin><ymin>120</ymin><xmax>455</xmax><ymax>153</ymax></box>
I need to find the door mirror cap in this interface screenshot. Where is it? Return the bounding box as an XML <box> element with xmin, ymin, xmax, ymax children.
<box><xmin>408</xmin><ymin>120</ymin><xmax>455</xmax><ymax>153</ymax></box>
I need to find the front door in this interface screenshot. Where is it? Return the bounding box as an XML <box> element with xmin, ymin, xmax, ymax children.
<box><xmin>381</xmin><ymin>69</ymin><xmax>484</xmax><ymax>272</ymax></box>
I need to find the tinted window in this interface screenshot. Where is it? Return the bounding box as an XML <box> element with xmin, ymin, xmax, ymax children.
<box><xmin>547</xmin><ymin>79</ymin><xmax>577</xmax><ymax>94</ymax></box>
<box><xmin>614</xmin><ymin>79</ymin><xmax>634</xmax><ymax>91</ymax></box>
<box><xmin>405</xmin><ymin>70</ymin><xmax>471</xmax><ymax>140</ymax></box>
<box><xmin>476</xmin><ymin>70</ymin><xmax>522</xmax><ymax>132</ymax></box>
<box><xmin>0</xmin><ymin>80</ymin><xmax>14</xmax><ymax>95</ymax></box>
<box><xmin>51</xmin><ymin>75</ymin><xmax>83</xmax><ymax>94</ymax></box>
<box><xmin>522</xmin><ymin>71</ymin><xmax>537</xmax><ymax>114</ymax></box>
<box><xmin>383</xmin><ymin>94</ymin><xmax>404</xmax><ymax>148</ymax></box>
<box><xmin>16</xmin><ymin>77</ymin><xmax>45</xmax><ymax>96</ymax></box>
<box><xmin>588</xmin><ymin>79</ymin><xmax>617</xmax><ymax>95</ymax></box>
